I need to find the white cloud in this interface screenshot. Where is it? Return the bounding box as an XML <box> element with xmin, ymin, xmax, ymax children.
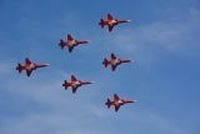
<box><xmin>108</xmin><ymin>8</ymin><xmax>200</xmax><ymax>64</ymax></box>
<box><xmin>0</xmin><ymin>3</ymin><xmax>199</xmax><ymax>134</ymax></box>
<box><xmin>0</xmin><ymin>60</ymin><xmax>196</xmax><ymax>134</ymax></box>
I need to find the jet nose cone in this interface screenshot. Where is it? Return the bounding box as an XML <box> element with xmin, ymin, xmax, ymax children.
<box><xmin>133</xmin><ymin>100</ymin><xmax>137</xmax><ymax>103</ymax></box>
<box><xmin>87</xmin><ymin>40</ymin><xmax>92</xmax><ymax>43</ymax></box>
<box><xmin>127</xmin><ymin>20</ymin><xmax>131</xmax><ymax>22</ymax></box>
<box><xmin>90</xmin><ymin>81</ymin><xmax>95</xmax><ymax>84</ymax></box>
<box><xmin>45</xmin><ymin>64</ymin><xmax>50</xmax><ymax>66</ymax></box>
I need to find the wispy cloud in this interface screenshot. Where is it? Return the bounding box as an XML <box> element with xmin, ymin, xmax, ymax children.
<box><xmin>107</xmin><ymin>8</ymin><xmax>200</xmax><ymax>65</ymax></box>
<box><xmin>1</xmin><ymin>74</ymin><xmax>189</xmax><ymax>134</ymax></box>
<box><xmin>1</xmin><ymin>1</ymin><xmax>200</xmax><ymax>134</ymax></box>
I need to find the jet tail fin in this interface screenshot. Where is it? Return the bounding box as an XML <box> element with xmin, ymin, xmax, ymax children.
<box><xmin>59</xmin><ymin>39</ymin><xmax>65</xmax><ymax>49</ymax></box>
<box><xmin>102</xmin><ymin>58</ymin><xmax>109</xmax><ymax>68</ymax></box>
<box><xmin>62</xmin><ymin>80</ymin><xmax>70</xmax><ymax>90</ymax></box>
<box><xmin>16</xmin><ymin>63</ymin><xmax>24</xmax><ymax>73</ymax></box>
<box><xmin>105</xmin><ymin>98</ymin><xmax>111</xmax><ymax>108</ymax></box>
<box><xmin>99</xmin><ymin>19</ymin><xmax>105</xmax><ymax>28</ymax></box>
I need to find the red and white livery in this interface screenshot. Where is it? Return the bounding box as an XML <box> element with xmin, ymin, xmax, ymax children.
<box><xmin>59</xmin><ymin>34</ymin><xmax>90</xmax><ymax>53</ymax></box>
<box><xmin>16</xmin><ymin>58</ymin><xmax>49</xmax><ymax>77</ymax></box>
<box><xmin>62</xmin><ymin>75</ymin><xmax>94</xmax><ymax>94</ymax></box>
<box><xmin>99</xmin><ymin>13</ymin><xmax>131</xmax><ymax>32</ymax></box>
<box><xmin>103</xmin><ymin>53</ymin><xmax>131</xmax><ymax>71</ymax></box>
<box><xmin>105</xmin><ymin>94</ymin><xmax>136</xmax><ymax>112</ymax></box>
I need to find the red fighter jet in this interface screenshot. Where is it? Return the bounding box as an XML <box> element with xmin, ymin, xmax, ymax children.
<box><xmin>59</xmin><ymin>34</ymin><xmax>90</xmax><ymax>53</ymax></box>
<box><xmin>16</xmin><ymin>58</ymin><xmax>49</xmax><ymax>77</ymax></box>
<box><xmin>62</xmin><ymin>75</ymin><xmax>94</xmax><ymax>94</ymax></box>
<box><xmin>99</xmin><ymin>13</ymin><xmax>131</xmax><ymax>32</ymax></box>
<box><xmin>103</xmin><ymin>53</ymin><xmax>131</xmax><ymax>71</ymax></box>
<box><xmin>105</xmin><ymin>94</ymin><xmax>136</xmax><ymax>112</ymax></box>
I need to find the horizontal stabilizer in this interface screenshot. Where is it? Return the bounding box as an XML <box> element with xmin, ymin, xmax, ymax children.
<box><xmin>59</xmin><ymin>39</ymin><xmax>65</xmax><ymax>49</ymax></box>
<box><xmin>16</xmin><ymin>64</ymin><xmax>24</xmax><ymax>73</ymax></box>
<box><xmin>99</xmin><ymin>19</ymin><xmax>105</xmax><ymax>28</ymax></box>
<box><xmin>105</xmin><ymin>98</ymin><xmax>111</xmax><ymax>108</ymax></box>
<box><xmin>63</xmin><ymin>80</ymin><xmax>70</xmax><ymax>90</ymax></box>
<box><xmin>102</xmin><ymin>58</ymin><xmax>109</xmax><ymax>68</ymax></box>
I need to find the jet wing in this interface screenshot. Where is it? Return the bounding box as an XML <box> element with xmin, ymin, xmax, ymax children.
<box><xmin>111</xmin><ymin>65</ymin><xmax>117</xmax><ymax>71</ymax></box>
<box><xmin>26</xmin><ymin>70</ymin><xmax>33</xmax><ymax>77</ymax></box>
<box><xmin>72</xmin><ymin>86</ymin><xmax>78</xmax><ymax>94</ymax></box>
<box><xmin>114</xmin><ymin>94</ymin><xmax>120</xmax><ymax>100</ymax></box>
<box><xmin>67</xmin><ymin>34</ymin><xmax>74</xmax><ymax>41</ymax></box>
<box><xmin>71</xmin><ymin>75</ymin><xmax>77</xmax><ymax>81</ymax></box>
<box><xmin>68</xmin><ymin>46</ymin><xmax>74</xmax><ymax>53</ymax></box>
<box><xmin>108</xmin><ymin>25</ymin><xmax>114</xmax><ymax>32</ymax></box>
<box><xmin>115</xmin><ymin>105</ymin><xmax>120</xmax><ymax>112</ymax></box>
<box><xmin>107</xmin><ymin>13</ymin><xmax>113</xmax><ymax>21</ymax></box>
<box><xmin>114</xmin><ymin>94</ymin><xmax>120</xmax><ymax>101</ymax></box>
<box><xmin>25</xmin><ymin>58</ymin><xmax>32</xmax><ymax>65</ymax></box>
<box><xmin>111</xmin><ymin>53</ymin><xmax>117</xmax><ymax>60</ymax></box>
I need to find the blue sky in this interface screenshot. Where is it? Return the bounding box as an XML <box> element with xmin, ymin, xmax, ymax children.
<box><xmin>0</xmin><ymin>0</ymin><xmax>200</xmax><ymax>134</ymax></box>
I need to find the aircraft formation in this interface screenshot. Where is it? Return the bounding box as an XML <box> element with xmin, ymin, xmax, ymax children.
<box><xmin>16</xmin><ymin>13</ymin><xmax>136</xmax><ymax>112</ymax></box>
